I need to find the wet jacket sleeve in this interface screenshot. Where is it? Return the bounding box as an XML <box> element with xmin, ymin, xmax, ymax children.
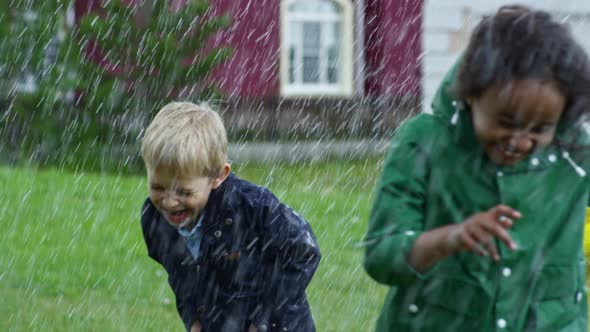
<box><xmin>140</xmin><ymin>198</ymin><xmax>200</xmax><ymax>331</ymax></box>
<box><xmin>141</xmin><ymin>199</ymin><xmax>160</xmax><ymax>261</ymax></box>
<box><xmin>254</xmin><ymin>199</ymin><xmax>321</xmax><ymax>331</ymax></box>
<box><xmin>178</xmin><ymin>302</ymin><xmax>198</xmax><ymax>332</ymax></box>
<box><xmin>364</xmin><ymin>121</ymin><xmax>434</xmax><ymax>287</ymax></box>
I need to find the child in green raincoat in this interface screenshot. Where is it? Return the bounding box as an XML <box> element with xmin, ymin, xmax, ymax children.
<box><xmin>364</xmin><ymin>5</ymin><xmax>590</xmax><ymax>331</ymax></box>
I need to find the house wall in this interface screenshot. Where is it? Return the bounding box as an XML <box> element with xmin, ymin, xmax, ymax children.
<box><xmin>422</xmin><ymin>0</ymin><xmax>590</xmax><ymax>113</ymax></box>
<box><xmin>364</xmin><ymin>0</ymin><xmax>423</xmax><ymax>97</ymax></box>
<box><xmin>77</xmin><ymin>0</ymin><xmax>425</xmax><ymax>99</ymax></box>
<box><xmin>204</xmin><ymin>0</ymin><xmax>425</xmax><ymax>139</ymax></box>
<box><xmin>211</xmin><ymin>0</ymin><xmax>426</xmax><ymax>99</ymax></box>
<box><xmin>73</xmin><ymin>0</ymin><xmax>426</xmax><ymax>139</ymax></box>
<box><xmin>213</xmin><ymin>0</ymin><xmax>425</xmax><ymax>99</ymax></box>
<box><xmin>206</xmin><ymin>0</ymin><xmax>281</xmax><ymax>98</ymax></box>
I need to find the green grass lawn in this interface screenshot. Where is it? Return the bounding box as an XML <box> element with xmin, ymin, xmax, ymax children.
<box><xmin>1</xmin><ymin>158</ymin><xmax>389</xmax><ymax>332</ymax></box>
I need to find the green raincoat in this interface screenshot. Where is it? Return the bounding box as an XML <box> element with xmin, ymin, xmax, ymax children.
<box><xmin>364</xmin><ymin>65</ymin><xmax>590</xmax><ymax>331</ymax></box>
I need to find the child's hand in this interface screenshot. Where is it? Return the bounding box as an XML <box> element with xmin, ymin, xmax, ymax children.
<box><xmin>447</xmin><ymin>204</ymin><xmax>521</xmax><ymax>261</ymax></box>
<box><xmin>248</xmin><ymin>324</ymin><xmax>257</xmax><ymax>332</ymax></box>
<box><xmin>190</xmin><ymin>321</ymin><xmax>202</xmax><ymax>332</ymax></box>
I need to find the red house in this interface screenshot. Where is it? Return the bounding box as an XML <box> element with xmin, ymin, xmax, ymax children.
<box><xmin>75</xmin><ymin>0</ymin><xmax>423</xmax><ymax>139</ymax></box>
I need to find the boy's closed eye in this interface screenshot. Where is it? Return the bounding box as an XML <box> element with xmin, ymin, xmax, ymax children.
<box><xmin>150</xmin><ymin>185</ymin><xmax>165</xmax><ymax>191</ymax></box>
<box><xmin>177</xmin><ymin>190</ymin><xmax>195</xmax><ymax>197</ymax></box>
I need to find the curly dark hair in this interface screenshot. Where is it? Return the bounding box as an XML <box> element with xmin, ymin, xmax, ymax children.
<box><xmin>452</xmin><ymin>5</ymin><xmax>590</xmax><ymax>125</ymax></box>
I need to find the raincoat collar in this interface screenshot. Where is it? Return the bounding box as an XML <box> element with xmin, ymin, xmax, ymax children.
<box><xmin>201</xmin><ymin>172</ymin><xmax>238</xmax><ymax>233</ymax></box>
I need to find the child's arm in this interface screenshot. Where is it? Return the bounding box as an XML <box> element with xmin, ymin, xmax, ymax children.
<box><xmin>141</xmin><ymin>198</ymin><xmax>201</xmax><ymax>331</ymax></box>
<box><xmin>408</xmin><ymin>204</ymin><xmax>520</xmax><ymax>271</ymax></box>
<box><xmin>364</xmin><ymin>119</ymin><xmax>520</xmax><ymax>286</ymax></box>
<box><xmin>254</xmin><ymin>201</ymin><xmax>321</xmax><ymax>331</ymax></box>
<box><xmin>364</xmin><ymin>120</ymin><xmax>432</xmax><ymax>287</ymax></box>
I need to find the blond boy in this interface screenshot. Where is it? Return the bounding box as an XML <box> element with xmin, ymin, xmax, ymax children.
<box><xmin>140</xmin><ymin>102</ymin><xmax>320</xmax><ymax>331</ymax></box>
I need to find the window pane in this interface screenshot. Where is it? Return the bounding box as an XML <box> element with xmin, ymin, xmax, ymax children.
<box><xmin>326</xmin><ymin>22</ymin><xmax>340</xmax><ymax>84</ymax></box>
<box><xmin>303</xmin><ymin>22</ymin><xmax>320</xmax><ymax>55</ymax></box>
<box><xmin>303</xmin><ymin>56</ymin><xmax>319</xmax><ymax>83</ymax></box>
<box><xmin>302</xmin><ymin>22</ymin><xmax>320</xmax><ymax>83</ymax></box>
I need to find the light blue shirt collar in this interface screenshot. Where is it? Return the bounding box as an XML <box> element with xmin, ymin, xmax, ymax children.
<box><xmin>177</xmin><ymin>212</ymin><xmax>205</xmax><ymax>238</ymax></box>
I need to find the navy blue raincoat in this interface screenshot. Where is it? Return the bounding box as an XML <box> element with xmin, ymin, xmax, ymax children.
<box><xmin>141</xmin><ymin>173</ymin><xmax>321</xmax><ymax>331</ymax></box>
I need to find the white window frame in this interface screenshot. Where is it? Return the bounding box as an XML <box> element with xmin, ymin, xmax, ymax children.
<box><xmin>280</xmin><ymin>0</ymin><xmax>354</xmax><ymax>97</ymax></box>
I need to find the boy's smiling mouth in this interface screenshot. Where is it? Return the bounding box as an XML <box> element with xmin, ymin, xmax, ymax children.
<box><xmin>165</xmin><ymin>210</ymin><xmax>190</xmax><ymax>224</ymax></box>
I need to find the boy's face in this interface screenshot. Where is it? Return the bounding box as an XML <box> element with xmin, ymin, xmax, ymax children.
<box><xmin>147</xmin><ymin>165</ymin><xmax>229</xmax><ymax>230</ymax></box>
<box><xmin>469</xmin><ymin>79</ymin><xmax>565</xmax><ymax>166</ymax></box>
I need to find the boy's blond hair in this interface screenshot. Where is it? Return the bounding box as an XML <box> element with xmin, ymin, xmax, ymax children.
<box><xmin>141</xmin><ymin>102</ymin><xmax>228</xmax><ymax>177</ymax></box>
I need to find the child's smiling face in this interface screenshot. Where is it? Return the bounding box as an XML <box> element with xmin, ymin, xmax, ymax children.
<box><xmin>147</xmin><ymin>166</ymin><xmax>227</xmax><ymax>230</ymax></box>
<box><xmin>469</xmin><ymin>79</ymin><xmax>566</xmax><ymax>166</ymax></box>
